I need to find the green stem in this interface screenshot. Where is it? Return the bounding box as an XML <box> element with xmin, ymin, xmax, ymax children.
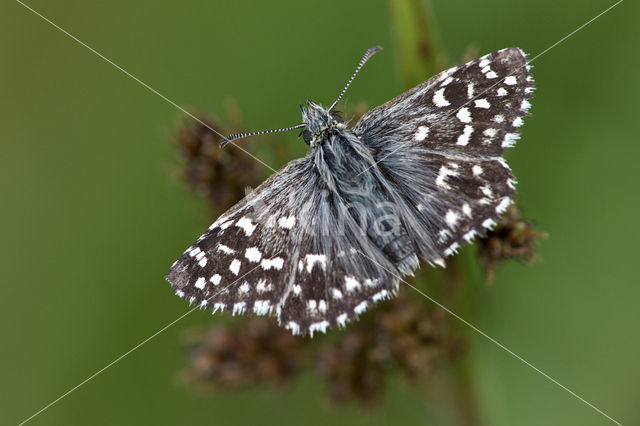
<box><xmin>387</xmin><ymin>0</ymin><xmax>443</xmax><ymax>88</ymax></box>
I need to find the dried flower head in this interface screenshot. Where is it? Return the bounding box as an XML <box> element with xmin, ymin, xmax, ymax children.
<box><xmin>175</xmin><ymin>111</ymin><xmax>261</xmax><ymax>211</ymax></box>
<box><xmin>316</xmin><ymin>291</ymin><xmax>462</xmax><ymax>405</ymax></box>
<box><xmin>181</xmin><ymin>318</ymin><xmax>308</xmax><ymax>392</ymax></box>
<box><xmin>478</xmin><ymin>203</ymin><xmax>548</xmax><ymax>283</ymax></box>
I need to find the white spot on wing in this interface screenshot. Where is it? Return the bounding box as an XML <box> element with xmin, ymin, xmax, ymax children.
<box><xmin>253</xmin><ymin>300</ymin><xmax>271</xmax><ymax>315</ymax></box>
<box><xmin>483</xmin><ymin>128</ymin><xmax>497</xmax><ymax>138</ymax></box>
<box><xmin>309</xmin><ymin>321</ymin><xmax>329</xmax><ymax>337</ymax></box>
<box><xmin>210</xmin><ymin>274</ymin><xmax>221</xmax><ymax>285</ymax></box>
<box><xmin>438</xmin><ymin>228</ymin><xmax>451</xmax><ymax>242</ymax></box>
<box><xmin>345</xmin><ymin>276</ymin><xmax>361</xmax><ymax>292</ymax></box>
<box><xmin>304</xmin><ymin>254</ymin><xmax>327</xmax><ymax>273</ymax></box>
<box><xmin>482</xmin><ymin>218</ymin><xmax>497</xmax><ymax>229</ymax></box>
<box><xmin>278</xmin><ymin>216</ymin><xmax>296</xmax><ymax>229</ymax></box>
<box><xmin>331</xmin><ymin>288</ymin><xmax>343</xmax><ymax>299</ymax></box>
<box><xmin>307</xmin><ymin>299</ymin><xmax>317</xmax><ymax>312</ymax></box>
<box><xmin>436</xmin><ymin>165</ymin><xmax>459</xmax><ymax>189</ymax></box>
<box><xmin>474</xmin><ymin>98</ymin><xmax>491</xmax><ymax>109</ymax></box>
<box><xmin>229</xmin><ymin>259</ymin><xmax>241</xmax><ymax>275</ymax></box>
<box><xmin>445</xmin><ymin>210</ymin><xmax>460</xmax><ymax>228</ymax></box>
<box><xmin>232</xmin><ymin>302</ymin><xmax>246</xmax><ymax>315</ymax></box>
<box><xmin>441</xmin><ymin>76</ymin><xmax>454</xmax><ymax>86</ymax></box>
<box><xmin>256</xmin><ymin>279</ymin><xmax>272</xmax><ymax>293</ymax></box>
<box><xmin>337</xmin><ymin>313</ymin><xmax>348</xmax><ymax>327</ymax></box>
<box><xmin>472</xmin><ymin>165</ymin><xmax>483</xmax><ymax>176</ymax></box>
<box><xmin>433</xmin><ymin>88</ymin><xmax>450</xmax><ymax>107</ymax></box>
<box><xmin>372</xmin><ymin>290</ymin><xmax>389</xmax><ymax>302</ymax></box>
<box><xmin>481</xmin><ymin>186</ymin><xmax>494</xmax><ymax>197</ymax></box>
<box><xmin>364</xmin><ymin>278</ymin><xmax>380</xmax><ymax>287</ymax></box>
<box><xmin>457</xmin><ymin>107</ymin><xmax>472</xmax><ymax>123</ymax></box>
<box><xmin>235</xmin><ymin>217</ymin><xmax>256</xmax><ymax>236</ymax></box>
<box><xmin>261</xmin><ymin>257</ymin><xmax>284</xmax><ymax>270</ymax></box>
<box><xmin>354</xmin><ymin>301</ymin><xmax>368</xmax><ymax>315</ymax></box>
<box><xmin>496</xmin><ymin>197</ymin><xmax>513</xmax><ymax>213</ymax></box>
<box><xmin>497</xmin><ymin>87</ymin><xmax>507</xmax><ymax>96</ymax></box>
<box><xmin>286</xmin><ymin>321</ymin><xmax>300</xmax><ymax>335</ymax></box>
<box><xmin>463</xmin><ymin>230</ymin><xmax>477</xmax><ymax>242</ymax></box>
<box><xmin>217</xmin><ymin>244</ymin><xmax>235</xmax><ymax>254</ymax></box>
<box><xmin>195</xmin><ymin>277</ymin><xmax>205</xmax><ymax>289</ymax></box>
<box><xmin>245</xmin><ymin>247</ymin><xmax>262</xmax><ymax>263</ymax></box>
<box><xmin>504</xmin><ymin>75</ymin><xmax>517</xmax><ymax>85</ymax></box>
<box><xmin>444</xmin><ymin>242</ymin><xmax>460</xmax><ymax>257</ymax></box>
<box><xmin>456</xmin><ymin>125</ymin><xmax>474</xmax><ymax>146</ymax></box>
<box><xmin>467</xmin><ymin>83</ymin><xmax>474</xmax><ymax>98</ymax></box>
<box><xmin>502</xmin><ymin>133</ymin><xmax>520</xmax><ymax>148</ymax></box>
<box><xmin>414</xmin><ymin>125</ymin><xmax>429</xmax><ymax>141</ymax></box>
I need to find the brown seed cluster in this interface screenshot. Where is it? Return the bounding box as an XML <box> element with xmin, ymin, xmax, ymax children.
<box><xmin>180</xmin><ymin>291</ymin><xmax>462</xmax><ymax>405</ymax></box>
<box><xmin>478</xmin><ymin>203</ymin><xmax>548</xmax><ymax>283</ymax></box>
<box><xmin>175</xmin><ymin>111</ymin><xmax>261</xmax><ymax>210</ymax></box>
<box><xmin>182</xmin><ymin>318</ymin><xmax>307</xmax><ymax>391</ymax></box>
<box><xmin>316</xmin><ymin>291</ymin><xmax>462</xmax><ymax>405</ymax></box>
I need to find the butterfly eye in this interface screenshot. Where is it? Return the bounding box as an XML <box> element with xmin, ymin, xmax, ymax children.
<box><xmin>301</xmin><ymin>129</ymin><xmax>312</xmax><ymax>144</ymax></box>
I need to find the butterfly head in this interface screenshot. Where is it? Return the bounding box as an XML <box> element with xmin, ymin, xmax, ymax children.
<box><xmin>299</xmin><ymin>100</ymin><xmax>345</xmax><ymax>147</ymax></box>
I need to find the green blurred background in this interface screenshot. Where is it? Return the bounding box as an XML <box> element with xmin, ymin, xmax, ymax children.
<box><xmin>2</xmin><ymin>0</ymin><xmax>638</xmax><ymax>424</ymax></box>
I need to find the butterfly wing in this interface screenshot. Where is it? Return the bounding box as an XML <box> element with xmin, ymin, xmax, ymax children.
<box><xmin>167</xmin><ymin>157</ymin><xmax>398</xmax><ymax>336</ymax></box>
<box><xmin>353</xmin><ymin>47</ymin><xmax>534</xmax><ymax>264</ymax></box>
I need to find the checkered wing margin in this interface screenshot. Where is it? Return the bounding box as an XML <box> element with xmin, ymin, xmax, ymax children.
<box><xmin>167</xmin><ymin>158</ymin><xmax>399</xmax><ymax>337</ymax></box>
<box><xmin>353</xmin><ymin>47</ymin><xmax>534</xmax><ymax>265</ymax></box>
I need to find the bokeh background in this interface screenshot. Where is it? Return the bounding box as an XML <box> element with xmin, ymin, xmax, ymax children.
<box><xmin>2</xmin><ymin>0</ymin><xmax>638</xmax><ymax>425</ymax></box>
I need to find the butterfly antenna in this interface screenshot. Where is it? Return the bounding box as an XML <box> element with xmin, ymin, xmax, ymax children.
<box><xmin>329</xmin><ymin>46</ymin><xmax>382</xmax><ymax>112</ymax></box>
<box><xmin>220</xmin><ymin>123</ymin><xmax>306</xmax><ymax>148</ymax></box>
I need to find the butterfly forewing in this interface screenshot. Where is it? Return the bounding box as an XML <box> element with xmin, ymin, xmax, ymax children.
<box><xmin>354</xmin><ymin>47</ymin><xmax>533</xmax><ymax>264</ymax></box>
<box><xmin>355</xmin><ymin>48</ymin><xmax>532</xmax><ymax>157</ymax></box>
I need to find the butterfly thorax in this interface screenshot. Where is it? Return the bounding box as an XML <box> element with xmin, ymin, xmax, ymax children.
<box><xmin>300</xmin><ymin>100</ymin><xmax>346</xmax><ymax>148</ymax></box>
<box><xmin>310</xmin><ymin>122</ymin><xmax>419</xmax><ymax>275</ymax></box>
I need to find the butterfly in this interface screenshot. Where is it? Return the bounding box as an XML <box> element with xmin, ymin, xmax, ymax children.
<box><xmin>167</xmin><ymin>46</ymin><xmax>534</xmax><ymax>336</ymax></box>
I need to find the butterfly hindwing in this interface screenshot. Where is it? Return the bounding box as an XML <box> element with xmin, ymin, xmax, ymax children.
<box><xmin>167</xmin><ymin>158</ymin><xmax>400</xmax><ymax>336</ymax></box>
<box><xmin>167</xmin><ymin>159</ymin><xmax>309</xmax><ymax>316</ymax></box>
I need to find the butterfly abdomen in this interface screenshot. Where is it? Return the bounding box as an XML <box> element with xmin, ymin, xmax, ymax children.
<box><xmin>313</xmin><ymin>131</ymin><xmax>419</xmax><ymax>275</ymax></box>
